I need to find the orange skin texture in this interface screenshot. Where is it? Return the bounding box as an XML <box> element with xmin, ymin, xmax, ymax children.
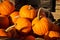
<box><xmin>0</xmin><ymin>15</ymin><xmax>9</xmax><ymax>29</ymax></box>
<box><xmin>32</xmin><ymin>17</ymin><xmax>52</xmax><ymax>35</ymax></box>
<box><xmin>32</xmin><ymin>17</ymin><xmax>39</xmax><ymax>26</ymax></box>
<box><xmin>10</xmin><ymin>11</ymin><xmax>19</xmax><ymax>24</ymax></box>
<box><xmin>19</xmin><ymin>5</ymin><xmax>36</xmax><ymax>20</ymax></box>
<box><xmin>0</xmin><ymin>1</ymin><xmax>15</xmax><ymax>16</ymax></box>
<box><xmin>48</xmin><ymin>31</ymin><xmax>60</xmax><ymax>38</ymax></box>
<box><xmin>0</xmin><ymin>29</ymin><xmax>7</xmax><ymax>36</ymax></box>
<box><xmin>15</xmin><ymin>17</ymin><xmax>32</xmax><ymax>33</ymax></box>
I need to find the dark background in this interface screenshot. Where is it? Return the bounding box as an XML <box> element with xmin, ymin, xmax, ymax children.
<box><xmin>15</xmin><ymin>0</ymin><xmax>56</xmax><ymax>12</ymax></box>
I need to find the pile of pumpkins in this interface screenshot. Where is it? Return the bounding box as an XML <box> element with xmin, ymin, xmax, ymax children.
<box><xmin>0</xmin><ymin>0</ymin><xmax>60</xmax><ymax>40</ymax></box>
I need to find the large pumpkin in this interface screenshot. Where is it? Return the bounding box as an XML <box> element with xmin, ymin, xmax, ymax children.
<box><xmin>15</xmin><ymin>17</ymin><xmax>32</xmax><ymax>34</ymax></box>
<box><xmin>10</xmin><ymin>11</ymin><xmax>19</xmax><ymax>24</ymax></box>
<box><xmin>0</xmin><ymin>1</ymin><xmax>15</xmax><ymax>16</ymax></box>
<box><xmin>19</xmin><ymin>5</ymin><xmax>36</xmax><ymax>20</ymax></box>
<box><xmin>0</xmin><ymin>15</ymin><xmax>9</xmax><ymax>29</ymax></box>
<box><xmin>32</xmin><ymin>8</ymin><xmax>52</xmax><ymax>36</ymax></box>
<box><xmin>48</xmin><ymin>31</ymin><xmax>60</xmax><ymax>38</ymax></box>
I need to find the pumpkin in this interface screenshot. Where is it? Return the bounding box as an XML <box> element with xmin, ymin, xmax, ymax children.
<box><xmin>0</xmin><ymin>15</ymin><xmax>9</xmax><ymax>29</ymax></box>
<box><xmin>15</xmin><ymin>17</ymin><xmax>32</xmax><ymax>34</ymax></box>
<box><xmin>25</xmin><ymin>35</ymin><xmax>35</xmax><ymax>40</ymax></box>
<box><xmin>10</xmin><ymin>11</ymin><xmax>19</xmax><ymax>24</ymax></box>
<box><xmin>0</xmin><ymin>29</ymin><xmax>7</xmax><ymax>37</ymax></box>
<box><xmin>0</xmin><ymin>1</ymin><xmax>15</xmax><ymax>16</ymax></box>
<box><xmin>19</xmin><ymin>5</ymin><xmax>36</xmax><ymax>20</ymax></box>
<box><xmin>32</xmin><ymin>8</ymin><xmax>52</xmax><ymax>36</ymax></box>
<box><xmin>48</xmin><ymin>31</ymin><xmax>60</xmax><ymax>38</ymax></box>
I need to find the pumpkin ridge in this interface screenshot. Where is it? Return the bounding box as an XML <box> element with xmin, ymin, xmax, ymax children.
<box><xmin>4</xmin><ymin>1</ymin><xmax>15</xmax><ymax>14</ymax></box>
<box><xmin>0</xmin><ymin>1</ymin><xmax>15</xmax><ymax>16</ymax></box>
<box><xmin>2</xmin><ymin>3</ymin><xmax>9</xmax><ymax>14</ymax></box>
<box><xmin>0</xmin><ymin>4</ymin><xmax>7</xmax><ymax>15</ymax></box>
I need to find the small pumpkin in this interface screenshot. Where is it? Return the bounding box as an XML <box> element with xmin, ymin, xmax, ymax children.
<box><xmin>15</xmin><ymin>17</ymin><xmax>32</xmax><ymax>34</ymax></box>
<box><xmin>32</xmin><ymin>8</ymin><xmax>52</xmax><ymax>36</ymax></box>
<box><xmin>19</xmin><ymin>5</ymin><xmax>36</xmax><ymax>20</ymax></box>
<box><xmin>10</xmin><ymin>11</ymin><xmax>19</xmax><ymax>24</ymax></box>
<box><xmin>0</xmin><ymin>1</ymin><xmax>15</xmax><ymax>16</ymax></box>
<box><xmin>48</xmin><ymin>31</ymin><xmax>60</xmax><ymax>38</ymax></box>
<box><xmin>0</xmin><ymin>29</ymin><xmax>7</xmax><ymax>37</ymax></box>
<box><xmin>0</xmin><ymin>15</ymin><xmax>9</xmax><ymax>29</ymax></box>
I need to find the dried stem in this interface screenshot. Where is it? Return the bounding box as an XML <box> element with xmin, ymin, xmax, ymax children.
<box><xmin>5</xmin><ymin>25</ymin><xmax>15</xmax><ymax>32</ymax></box>
<box><xmin>37</xmin><ymin>8</ymin><xmax>45</xmax><ymax>20</ymax></box>
<box><xmin>28</xmin><ymin>5</ymin><xmax>32</xmax><ymax>10</ymax></box>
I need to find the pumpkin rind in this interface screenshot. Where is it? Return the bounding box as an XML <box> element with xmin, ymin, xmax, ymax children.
<box><xmin>10</xmin><ymin>11</ymin><xmax>19</xmax><ymax>24</ymax></box>
<box><xmin>48</xmin><ymin>31</ymin><xmax>60</xmax><ymax>38</ymax></box>
<box><xmin>15</xmin><ymin>17</ymin><xmax>32</xmax><ymax>33</ymax></box>
<box><xmin>0</xmin><ymin>1</ymin><xmax>15</xmax><ymax>16</ymax></box>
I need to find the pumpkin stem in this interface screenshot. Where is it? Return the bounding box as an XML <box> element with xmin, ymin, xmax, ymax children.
<box><xmin>37</xmin><ymin>8</ymin><xmax>42</xmax><ymax>20</ymax></box>
<box><xmin>37</xmin><ymin>8</ymin><xmax>45</xmax><ymax>20</ymax></box>
<box><xmin>5</xmin><ymin>25</ymin><xmax>15</xmax><ymax>32</ymax></box>
<box><xmin>28</xmin><ymin>5</ymin><xmax>32</xmax><ymax>10</ymax></box>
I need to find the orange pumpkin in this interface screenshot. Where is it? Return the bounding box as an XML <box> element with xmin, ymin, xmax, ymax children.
<box><xmin>15</xmin><ymin>17</ymin><xmax>32</xmax><ymax>34</ymax></box>
<box><xmin>25</xmin><ymin>35</ymin><xmax>35</xmax><ymax>40</ymax></box>
<box><xmin>0</xmin><ymin>1</ymin><xmax>15</xmax><ymax>16</ymax></box>
<box><xmin>0</xmin><ymin>29</ymin><xmax>7</xmax><ymax>36</ymax></box>
<box><xmin>48</xmin><ymin>31</ymin><xmax>60</xmax><ymax>38</ymax></box>
<box><xmin>0</xmin><ymin>15</ymin><xmax>9</xmax><ymax>29</ymax></box>
<box><xmin>19</xmin><ymin>5</ymin><xmax>36</xmax><ymax>20</ymax></box>
<box><xmin>32</xmin><ymin>8</ymin><xmax>52</xmax><ymax>35</ymax></box>
<box><xmin>10</xmin><ymin>11</ymin><xmax>19</xmax><ymax>24</ymax></box>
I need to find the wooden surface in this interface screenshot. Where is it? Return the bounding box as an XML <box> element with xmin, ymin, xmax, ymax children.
<box><xmin>52</xmin><ymin>1</ymin><xmax>60</xmax><ymax>20</ymax></box>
